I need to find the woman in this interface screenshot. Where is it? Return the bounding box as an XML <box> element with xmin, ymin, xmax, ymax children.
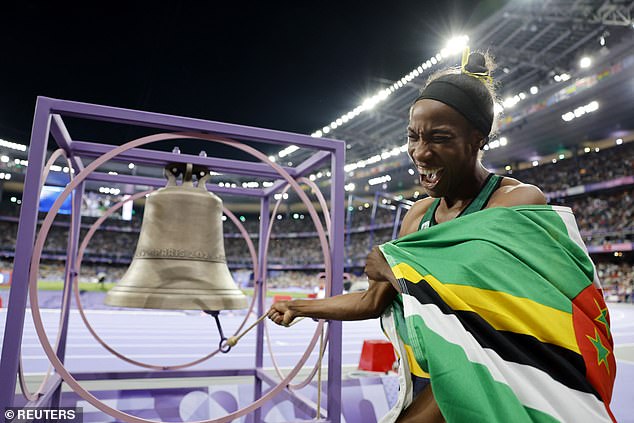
<box><xmin>268</xmin><ymin>51</ymin><xmax>548</xmax><ymax>422</ymax></box>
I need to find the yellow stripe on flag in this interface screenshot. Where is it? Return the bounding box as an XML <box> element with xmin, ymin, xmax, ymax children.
<box><xmin>404</xmin><ymin>343</ymin><xmax>430</xmax><ymax>378</ymax></box>
<box><xmin>392</xmin><ymin>262</ymin><xmax>579</xmax><ymax>354</ymax></box>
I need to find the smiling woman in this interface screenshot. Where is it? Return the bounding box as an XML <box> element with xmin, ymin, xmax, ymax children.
<box><xmin>266</xmin><ymin>50</ymin><xmax>620</xmax><ymax>423</ymax></box>
<box><xmin>402</xmin><ymin>51</ymin><xmax>545</xmax><ymax>228</ymax></box>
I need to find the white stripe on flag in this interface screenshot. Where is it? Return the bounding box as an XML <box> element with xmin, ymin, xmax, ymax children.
<box><xmin>402</xmin><ymin>294</ymin><xmax>612</xmax><ymax>423</ymax></box>
<box><xmin>552</xmin><ymin>205</ymin><xmax>602</xmax><ymax>289</ymax></box>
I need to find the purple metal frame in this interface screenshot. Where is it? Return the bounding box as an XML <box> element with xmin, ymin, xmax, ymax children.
<box><xmin>0</xmin><ymin>97</ymin><xmax>345</xmax><ymax>422</ymax></box>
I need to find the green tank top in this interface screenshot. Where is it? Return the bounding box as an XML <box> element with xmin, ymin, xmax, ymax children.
<box><xmin>418</xmin><ymin>173</ymin><xmax>503</xmax><ymax>230</ymax></box>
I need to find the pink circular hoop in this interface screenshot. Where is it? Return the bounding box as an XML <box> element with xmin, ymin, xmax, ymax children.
<box><xmin>72</xmin><ymin>191</ymin><xmax>260</xmax><ymax>370</ymax></box>
<box><xmin>19</xmin><ymin>148</ymin><xmax>75</xmax><ymax>401</ymax></box>
<box><xmin>28</xmin><ymin>132</ymin><xmax>334</xmax><ymax>423</ymax></box>
<box><xmin>263</xmin><ymin>177</ymin><xmax>333</xmax><ymax>390</ymax></box>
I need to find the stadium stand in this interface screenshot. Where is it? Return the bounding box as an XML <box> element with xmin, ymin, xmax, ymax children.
<box><xmin>0</xmin><ymin>140</ymin><xmax>632</xmax><ymax>301</ymax></box>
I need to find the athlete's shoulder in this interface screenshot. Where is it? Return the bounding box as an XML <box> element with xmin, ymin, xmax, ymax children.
<box><xmin>488</xmin><ymin>176</ymin><xmax>547</xmax><ymax>207</ymax></box>
<box><xmin>399</xmin><ymin>196</ymin><xmax>436</xmax><ymax>237</ymax></box>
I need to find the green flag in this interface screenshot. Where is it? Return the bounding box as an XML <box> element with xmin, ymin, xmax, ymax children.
<box><xmin>379</xmin><ymin>205</ymin><xmax>615</xmax><ymax>423</ymax></box>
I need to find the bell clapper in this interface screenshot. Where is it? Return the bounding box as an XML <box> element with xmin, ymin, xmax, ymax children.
<box><xmin>204</xmin><ymin>310</ymin><xmax>232</xmax><ymax>353</ymax></box>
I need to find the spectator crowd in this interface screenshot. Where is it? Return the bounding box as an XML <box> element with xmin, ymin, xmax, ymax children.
<box><xmin>1</xmin><ymin>141</ymin><xmax>633</xmax><ymax>301</ymax></box>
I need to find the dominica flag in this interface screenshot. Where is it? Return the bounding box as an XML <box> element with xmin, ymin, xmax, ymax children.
<box><xmin>379</xmin><ymin>205</ymin><xmax>616</xmax><ymax>422</ymax></box>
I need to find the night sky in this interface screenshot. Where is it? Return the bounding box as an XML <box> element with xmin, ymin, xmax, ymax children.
<box><xmin>1</xmin><ymin>1</ymin><xmax>507</xmax><ymax>155</ymax></box>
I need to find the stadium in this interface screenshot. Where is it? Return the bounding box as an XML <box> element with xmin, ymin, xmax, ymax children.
<box><xmin>1</xmin><ymin>1</ymin><xmax>633</xmax><ymax>422</ymax></box>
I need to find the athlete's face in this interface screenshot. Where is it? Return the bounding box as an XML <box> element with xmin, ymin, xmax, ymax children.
<box><xmin>407</xmin><ymin>99</ymin><xmax>481</xmax><ymax>198</ymax></box>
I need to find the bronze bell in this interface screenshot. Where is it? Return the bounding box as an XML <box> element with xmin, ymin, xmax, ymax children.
<box><xmin>105</xmin><ymin>163</ymin><xmax>248</xmax><ymax>311</ymax></box>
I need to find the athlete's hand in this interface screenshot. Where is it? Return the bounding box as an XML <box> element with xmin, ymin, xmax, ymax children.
<box><xmin>364</xmin><ymin>246</ymin><xmax>396</xmax><ymax>284</ymax></box>
<box><xmin>267</xmin><ymin>300</ymin><xmax>297</xmax><ymax>326</ymax></box>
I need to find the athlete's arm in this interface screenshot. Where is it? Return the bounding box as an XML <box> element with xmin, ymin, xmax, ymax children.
<box><xmin>267</xmin><ymin>198</ymin><xmax>434</xmax><ymax>326</ymax></box>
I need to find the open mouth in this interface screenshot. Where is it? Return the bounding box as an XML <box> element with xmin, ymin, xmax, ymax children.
<box><xmin>418</xmin><ymin>167</ymin><xmax>443</xmax><ymax>190</ymax></box>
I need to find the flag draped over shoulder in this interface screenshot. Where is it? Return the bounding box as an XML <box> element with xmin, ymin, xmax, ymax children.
<box><xmin>379</xmin><ymin>205</ymin><xmax>616</xmax><ymax>423</ymax></box>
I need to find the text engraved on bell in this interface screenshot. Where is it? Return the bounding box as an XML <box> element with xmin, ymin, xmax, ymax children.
<box><xmin>135</xmin><ymin>247</ymin><xmax>226</xmax><ymax>262</ymax></box>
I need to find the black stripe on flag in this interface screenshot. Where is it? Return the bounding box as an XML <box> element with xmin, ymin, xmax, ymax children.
<box><xmin>404</xmin><ymin>279</ymin><xmax>601</xmax><ymax>400</ymax></box>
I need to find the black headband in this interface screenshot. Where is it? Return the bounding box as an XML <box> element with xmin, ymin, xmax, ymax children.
<box><xmin>416</xmin><ymin>79</ymin><xmax>493</xmax><ymax>137</ymax></box>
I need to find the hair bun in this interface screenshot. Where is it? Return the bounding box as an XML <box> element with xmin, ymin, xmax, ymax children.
<box><xmin>464</xmin><ymin>52</ymin><xmax>488</xmax><ymax>74</ymax></box>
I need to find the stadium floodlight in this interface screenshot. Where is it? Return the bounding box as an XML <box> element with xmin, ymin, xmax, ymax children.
<box><xmin>532</xmin><ymin>161</ymin><xmax>539</xmax><ymax>167</ymax></box>
<box><xmin>499</xmin><ymin>137</ymin><xmax>508</xmax><ymax>146</ymax></box>
<box><xmin>561</xmin><ymin>112</ymin><xmax>575</xmax><ymax>122</ymax></box>
<box><xmin>128</xmin><ymin>162</ymin><xmax>135</xmax><ymax>169</ymax></box>
<box><xmin>585</xmin><ymin>101</ymin><xmax>599</xmax><ymax>112</ymax></box>
<box><xmin>503</xmin><ymin>96</ymin><xmax>519</xmax><ymax>108</ymax></box>
<box><xmin>368</xmin><ymin>174</ymin><xmax>391</xmax><ymax>186</ymax></box>
<box><xmin>616</xmin><ymin>138</ymin><xmax>623</xmax><ymax>145</ymax></box>
<box><xmin>0</xmin><ymin>139</ymin><xmax>27</xmax><ymax>151</ymax></box>
<box><xmin>0</xmin><ymin>155</ymin><xmax>9</xmax><ymax>163</ymax></box>
<box><xmin>584</xmin><ymin>147</ymin><xmax>591</xmax><ymax>153</ymax></box>
<box><xmin>579</xmin><ymin>57</ymin><xmax>592</xmax><ymax>68</ymax></box>
<box><xmin>530</xmin><ymin>86</ymin><xmax>539</xmax><ymax>95</ymax></box>
<box><xmin>443</xmin><ymin>35</ymin><xmax>469</xmax><ymax>56</ymax></box>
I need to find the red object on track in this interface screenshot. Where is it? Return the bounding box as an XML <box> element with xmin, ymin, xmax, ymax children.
<box><xmin>358</xmin><ymin>339</ymin><xmax>396</xmax><ymax>373</ymax></box>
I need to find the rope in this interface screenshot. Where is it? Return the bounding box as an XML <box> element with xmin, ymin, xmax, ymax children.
<box><xmin>225</xmin><ymin>314</ymin><xmax>305</xmax><ymax>347</ymax></box>
<box><xmin>224</xmin><ymin>312</ymin><xmax>325</xmax><ymax>421</ymax></box>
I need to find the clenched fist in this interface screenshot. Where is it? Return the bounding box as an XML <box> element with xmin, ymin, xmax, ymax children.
<box><xmin>267</xmin><ymin>300</ymin><xmax>298</xmax><ymax>326</ymax></box>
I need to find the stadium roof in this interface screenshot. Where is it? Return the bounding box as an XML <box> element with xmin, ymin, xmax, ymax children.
<box><xmin>288</xmin><ymin>0</ymin><xmax>634</xmax><ymax>173</ymax></box>
<box><xmin>1</xmin><ymin>0</ymin><xmax>633</xmax><ymax>201</ymax></box>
